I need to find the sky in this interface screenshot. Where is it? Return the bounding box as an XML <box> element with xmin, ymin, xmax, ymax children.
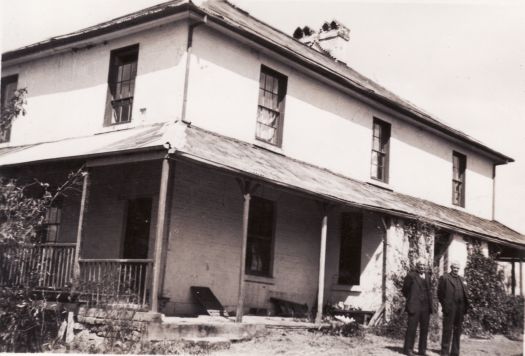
<box><xmin>1</xmin><ymin>0</ymin><xmax>524</xmax><ymax>233</ymax></box>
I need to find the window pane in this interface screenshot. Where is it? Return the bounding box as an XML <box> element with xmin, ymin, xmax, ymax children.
<box><xmin>338</xmin><ymin>213</ymin><xmax>362</xmax><ymax>285</ymax></box>
<box><xmin>256</xmin><ymin>67</ymin><xmax>287</xmax><ymax>146</ymax></box>
<box><xmin>247</xmin><ymin>197</ymin><xmax>274</xmax><ymax>276</ymax></box>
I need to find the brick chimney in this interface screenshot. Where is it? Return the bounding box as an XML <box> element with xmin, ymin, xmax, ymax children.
<box><xmin>293</xmin><ymin>20</ymin><xmax>350</xmax><ymax>62</ymax></box>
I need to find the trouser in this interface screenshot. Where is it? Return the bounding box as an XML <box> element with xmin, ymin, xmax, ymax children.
<box><xmin>404</xmin><ymin>303</ymin><xmax>430</xmax><ymax>354</ymax></box>
<box><xmin>441</xmin><ymin>302</ymin><xmax>464</xmax><ymax>356</ymax></box>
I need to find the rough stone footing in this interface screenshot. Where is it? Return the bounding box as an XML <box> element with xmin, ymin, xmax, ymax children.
<box><xmin>146</xmin><ymin>322</ymin><xmax>266</xmax><ymax>342</ymax></box>
<box><xmin>77</xmin><ymin>306</ymin><xmax>161</xmax><ymax>324</ymax></box>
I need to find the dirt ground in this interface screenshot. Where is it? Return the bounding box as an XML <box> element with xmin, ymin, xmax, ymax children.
<box><xmin>214</xmin><ymin>328</ymin><xmax>524</xmax><ymax>356</ymax></box>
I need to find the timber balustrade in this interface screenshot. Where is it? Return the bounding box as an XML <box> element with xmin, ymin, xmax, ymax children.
<box><xmin>78</xmin><ymin>259</ymin><xmax>153</xmax><ymax>308</ymax></box>
<box><xmin>0</xmin><ymin>243</ymin><xmax>76</xmax><ymax>289</ymax></box>
<box><xmin>0</xmin><ymin>244</ymin><xmax>153</xmax><ymax>308</ymax></box>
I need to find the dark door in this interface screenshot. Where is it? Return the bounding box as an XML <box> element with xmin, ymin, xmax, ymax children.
<box><xmin>122</xmin><ymin>198</ymin><xmax>152</xmax><ymax>259</ymax></box>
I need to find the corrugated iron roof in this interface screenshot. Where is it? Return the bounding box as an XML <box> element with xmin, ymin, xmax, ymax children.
<box><xmin>0</xmin><ymin>124</ymin><xmax>168</xmax><ymax>166</ymax></box>
<box><xmin>174</xmin><ymin>123</ymin><xmax>525</xmax><ymax>248</ymax></box>
<box><xmin>1</xmin><ymin>0</ymin><xmax>514</xmax><ymax>164</ymax></box>
<box><xmin>0</xmin><ymin>122</ymin><xmax>522</xmax><ymax>247</ymax></box>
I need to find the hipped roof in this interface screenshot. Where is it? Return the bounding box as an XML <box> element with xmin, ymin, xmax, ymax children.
<box><xmin>1</xmin><ymin>0</ymin><xmax>514</xmax><ymax>164</ymax></box>
<box><xmin>0</xmin><ymin>122</ymin><xmax>523</xmax><ymax>248</ymax></box>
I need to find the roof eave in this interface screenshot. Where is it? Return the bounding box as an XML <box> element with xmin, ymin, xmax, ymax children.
<box><xmin>1</xmin><ymin>0</ymin><xmax>515</xmax><ymax>164</ymax></box>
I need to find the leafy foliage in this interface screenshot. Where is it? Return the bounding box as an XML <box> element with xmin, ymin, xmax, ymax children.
<box><xmin>0</xmin><ymin>172</ymin><xmax>83</xmax><ymax>352</ymax></box>
<box><xmin>375</xmin><ymin>220</ymin><xmax>441</xmax><ymax>341</ymax></box>
<box><xmin>464</xmin><ymin>244</ymin><xmax>524</xmax><ymax>336</ymax></box>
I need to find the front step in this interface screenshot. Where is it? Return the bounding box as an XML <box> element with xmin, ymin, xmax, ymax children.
<box><xmin>146</xmin><ymin>320</ymin><xmax>266</xmax><ymax>342</ymax></box>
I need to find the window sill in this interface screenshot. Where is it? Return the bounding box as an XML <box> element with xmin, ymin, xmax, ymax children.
<box><xmin>253</xmin><ymin>140</ymin><xmax>285</xmax><ymax>156</ymax></box>
<box><xmin>99</xmin><ymin>121</ymin><xmax>135</xmax><ymax>134</ymax></box>
<box><xmin>245</xmin><ymin>274</ymin><xmax>275</xmax><ymax>285</ymax></box>
<box><xmin>367</xmin><ymin>179</ymin><xmax>392</xmax><ymax>192</ymax></box>
<box><xmin>331</xmin><ymin>284</ymin><xmax>362</xmax><ymax>293</ymax></box>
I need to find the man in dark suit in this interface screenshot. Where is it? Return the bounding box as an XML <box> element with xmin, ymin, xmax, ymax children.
<box><xmin>402</xmin><ymin>260</ymin><xmax>433</xmax><ymax>356</ymax></box>
<box><xmin>438</xmin><ymin>261</ymin><xmax>469</xmax><ymax>356</ymax></box>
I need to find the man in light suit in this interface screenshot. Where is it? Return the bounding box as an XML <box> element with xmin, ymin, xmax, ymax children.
<box><xmin>438</xmin><ymin>261</ymin><xmax>470</xmax><ymax>356</ymax></box>
<box><xmin>402</xmin><ymin>260</ymin><xmax>433</xmax><ymax>356</ymax></box>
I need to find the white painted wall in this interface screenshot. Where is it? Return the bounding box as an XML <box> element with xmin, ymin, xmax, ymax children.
<box><xmin>325</xmin><ymin>210</ymin><xmax>385</xmax><ymax>311</ymax></box>
<box><xmin>186</xmin><ymin>26</ymin><xmax>495</xmax><ymax>219</ymax></box>
<box><xmin>2</xmin><ymin>21</ymin><xmax>495</xmax><ymax>219</ymax></box>
<box><xmin>1</xmin><ymin>21</ymin><xmax>188</xmax><ymax>146</ymax></box>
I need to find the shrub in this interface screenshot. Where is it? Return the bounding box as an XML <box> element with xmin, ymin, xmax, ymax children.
<box><xmin>0</xmin><ymin>172</ymin><xmax>83</xmax><ymax>352</ymax></box>
<box><xmin>464</xmin><ymin>244</ymin><xmax>524</xmax><ymax>336</ymax></box>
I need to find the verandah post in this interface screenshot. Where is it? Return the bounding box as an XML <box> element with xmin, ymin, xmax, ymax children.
<box><xmin>235</xmin><ymin>178</ymin><xmax>258</xmax><ymax>323</ymax></box>
<box><xmin>73</xmin><ymin>169</ymin><xmax>90</xmax><ymax>286</ymax></box>
<box><xmin>315</xmin><ymin>205</ymin><xmax>328</xmax><ymax>324</ymax></box>
<box><xmin>151</xmin><ymin>156</ymin><xmax>171</xmax><ymax>313</ymax></box>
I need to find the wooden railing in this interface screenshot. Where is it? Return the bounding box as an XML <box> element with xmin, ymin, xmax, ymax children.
<box><xmin>78</xmin><ymin>259</ymin><xmax>153</xmax><ymax>308</ymax></box>
<box><xmin>0</xmin><ymin>243</ymin><xmax>76</xmax><ymax>289</ymax></box>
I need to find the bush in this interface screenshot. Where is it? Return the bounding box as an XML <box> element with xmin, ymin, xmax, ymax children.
<box><xmin>464</xmin><ymin>245</ymin><xmax>524</xmax><ymax>336</ymax></box>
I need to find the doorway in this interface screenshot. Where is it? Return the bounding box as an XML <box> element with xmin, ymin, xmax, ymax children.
<box><xmin>122</xmin><ymin>197</ymin><xmax>152</xmax><ymax>259</ymax></box>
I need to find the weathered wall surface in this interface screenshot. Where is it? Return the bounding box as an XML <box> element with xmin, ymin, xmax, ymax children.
<box><xmin>186</xmin><ymin>26</ymin><xmax>494</xmax><ymax>219</ymax></box>
<box><xmin>324</xmin><ymin>210</ymin><xmax>385</xmax><ymax>311</ymax></box>
<box><xmin>3</xmin><ymin>21</ymin><xmax>496</xmax><ymax>219</ymax></box>
<box><xmin>162</xmin><ymin>161</ymin><xmax>323</xmax><ymax>315</ymax></box>
<box><xmin>1</xmin><ymin>22</ymin><xmax>187</xmax><ymax>146</ymax></box>
<box><xmin>81</xmin><ymin>161</ymin><xmax>161</xmax><ymax>259</ymax></box>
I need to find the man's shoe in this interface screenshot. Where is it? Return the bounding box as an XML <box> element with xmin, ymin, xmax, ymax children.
<box><xmin>405</xmin><ymin>351</ymin><xmax>414</xmax><ymax>356</ymax></box>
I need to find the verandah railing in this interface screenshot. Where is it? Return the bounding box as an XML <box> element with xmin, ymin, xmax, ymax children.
<box><xmin>0</xmin><ymin>244</ymin><xmax>153</xmax><ymax>308</ymax></box>
<box><xmin>78</xmin><ymin>259</ymin><xmax>153</xmax><ymax>308</ymax></box>
<box><xmin>0</xmin><ymin>243</ymin><xmax>76</xmax><ymax>289</ymax></box>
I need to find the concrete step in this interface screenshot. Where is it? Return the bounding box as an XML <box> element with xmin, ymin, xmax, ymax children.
<box><xmin>146</xmin><ymin>321</ymin><xmax>266</xmax><ymax>342</ymax></box>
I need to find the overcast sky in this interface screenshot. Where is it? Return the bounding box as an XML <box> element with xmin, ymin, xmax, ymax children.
<box><xmin>1</xmin><ymin>0</ymin><xmax>524</xmax><ymax>233</ymax></box>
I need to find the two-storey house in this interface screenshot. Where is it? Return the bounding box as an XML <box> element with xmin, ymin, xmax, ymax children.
<box><xmin>1</xmin><ymin>0</ymin><xmax>524</xmax><ymax>320</ymax></box>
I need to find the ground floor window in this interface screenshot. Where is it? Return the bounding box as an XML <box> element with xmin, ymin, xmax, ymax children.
<box><xmin>40</xmin><ymin>206</ymin><xmax>62</xmax><ymax>243</ymax></box>
<box><xmin>338</xmin><ymin>212</ymin><xmax>363</xmax><ymax>285</ymax></box>
<box><xmin>246</xmin><ymin>196</ymin><xmax>275</xmax><ymax>277</ymax></box>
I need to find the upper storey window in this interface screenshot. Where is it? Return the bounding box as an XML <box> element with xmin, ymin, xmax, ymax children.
<box><xmin>106</xmin><ymin>45</ymin><xmax>138</xmax><ymax>125</ymax></box>
<box><xmin>0</xmin><ymin>75</ymin><xmax>19</xmax><ymax>143</ymax></box>
<box><xmin>371</xmin><ymin>118</ymin><xmax>391</xmax><ymax>183</ymax></box>
<box><xmin>452</xmin><ymin>151</ymin><xmax>466</xmax><ymax>207</ymax></box>
<box><xmin>256</xmin><ymin>66</ymin><xmax>287</xmax><ymax>147</ymax></box>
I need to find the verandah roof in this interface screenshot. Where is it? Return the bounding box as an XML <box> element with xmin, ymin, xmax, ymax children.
<box><xmin>0</xmin><ymin>122</ymin><xmax>523</xmax><ymax>249</ymax></box>
<box><xmin>174</xmin><ymin>124</ymin><xmax>525</xmax><ymax>249</ymax></box>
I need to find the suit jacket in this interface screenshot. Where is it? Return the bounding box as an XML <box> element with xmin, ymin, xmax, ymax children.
<box><xmin>402</xmin><ymin>270</ymin><xmax>434</xmax><ymax>314</ymax></box>
<box><xmin>437</xmin><ymin>273</ymin><xmax>470</xmax><ymax>313</ymax></box>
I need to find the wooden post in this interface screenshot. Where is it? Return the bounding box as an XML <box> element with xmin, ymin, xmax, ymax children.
<box><xmin>315</xmin><ymin>209</ymin><xmax>328</xmax><ymax>324</ymax></box>
<box><xmin>381</xmin><ymin>217</ymin><xmax>389</xmax><ymax>305</ymax></box>
<box><xmin>73</xmin><ymin>170</ymin><xmax>90</xmax><ymax>284</ymax></box>
<box><xmin>235</xmin><ymin>179</ymin><xmax>258</xmax><ymax>323</ymax></box>
<box><xmin>151</xmin><ymin>157</ymin><xmax>171</xmax><ymax>313</ymax></box>
<box><xmin>520</xmin><ymin>259</ymin><xmax>523</xmax><ymax>297</ymax></box>
<box><xmin>236</xmin><ymin>182</ymin><xmax>251</xmax><ymax>323</ymax></box>
<box><xmin>511</xmin><ymin>261</ymin><xmax>516</xmax><ymax>295</ymax></box>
